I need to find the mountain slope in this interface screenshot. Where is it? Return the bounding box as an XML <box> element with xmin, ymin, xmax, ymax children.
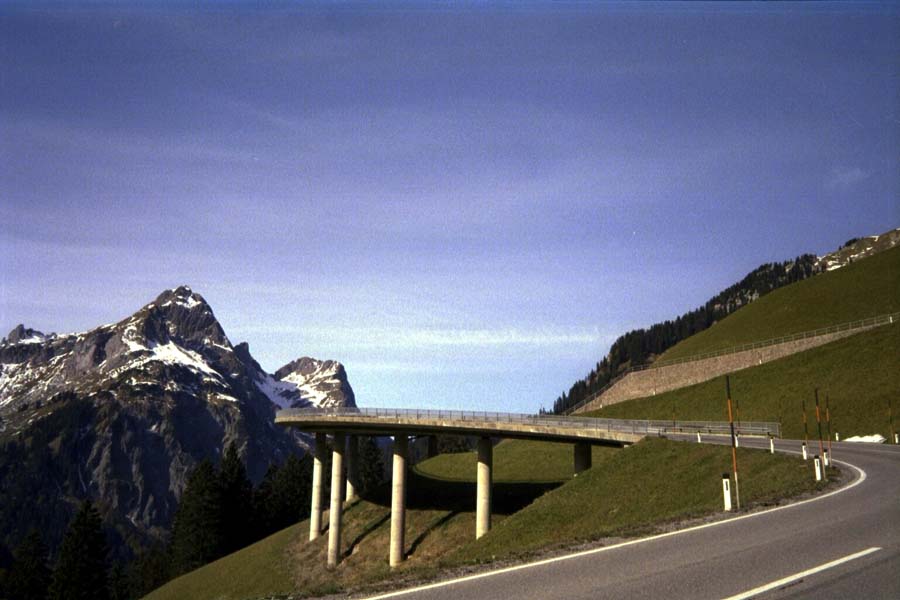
<box><xmin>0</xmin><ymin>286</ymin><xmax>355</xmax><ymax>557</ymax></box>
<box><xmin>552</xmin><ymin>226</ymin><xmax>899</xmax><ymax>414</ymax></box>
<box><xmin>587</xmin><ymin>322</ymin><xmax>899</xmax><ymax>440</ymax></box>
<box><xmin>660</xmin><ymin>244</ymin><xmax>900</xmax><ymax>361</ymax></box>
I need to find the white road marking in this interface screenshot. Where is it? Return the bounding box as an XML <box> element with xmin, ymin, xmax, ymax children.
<box><xmin>362</xmin><ymin>455</ymin><xmax>867</xmax><ymax>599</ymax></box>
<box><xmin>721</xmin><ymin>546</ymin><xmax>882</xmax><ymax>600</ymax></box>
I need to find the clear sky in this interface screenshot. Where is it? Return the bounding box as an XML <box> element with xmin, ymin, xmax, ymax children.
<box><xmin>2</xmin><ymin>2</ymin><xmax>898</xmax><ymax>414</ymax></box>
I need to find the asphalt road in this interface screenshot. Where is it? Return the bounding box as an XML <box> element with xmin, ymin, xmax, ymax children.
<box><xmin>363</xmin><ymin>438</ymin><xmax>900</xmax><ymax>600</ymax></box>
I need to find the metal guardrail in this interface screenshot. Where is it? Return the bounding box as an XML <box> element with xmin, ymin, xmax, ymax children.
<box><xmin>276</xmin><ymin>407</ymin><xmax>781</xmax><ymax>438</ymax></box>
<box><xmin>563</xmin><ymin>311</ymin><xmax>899</xmax><ymax>415</ymax></box>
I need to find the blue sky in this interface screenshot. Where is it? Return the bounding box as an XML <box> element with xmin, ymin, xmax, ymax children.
<box><xmin>2</xmin><ymin>2</ymin><xmax>898</xmax><ymax>413</ymax></box>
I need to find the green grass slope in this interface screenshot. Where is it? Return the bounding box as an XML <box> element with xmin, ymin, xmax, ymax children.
<box><xmin>588</xmin><ymin>323</ymin><xmax>900</xmax><ymax>440</ymax></box>
<box><xmin>144</xmin><ymin>438</ymin><xmax>823</xmax><ymax>600</ymax></box>
<box><xmin>660</xmin><ymin>245</ymin><xmax>900</xmax><ymax>362</ymax></box>
<box><xmin>455</xmin><ymin>438</ymin><xmax>822</xmax><ymax>562</ymax></box>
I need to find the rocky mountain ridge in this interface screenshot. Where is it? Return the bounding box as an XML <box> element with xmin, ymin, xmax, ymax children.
<box><xmin>816</xmin><ymin>226</ymin><xmax>900</xmax><ymax>272</ymax></box>
<box><xmin>0</xmin><ymin>286</ymin><xmax>355</xmax><ymax>556</ymax></box>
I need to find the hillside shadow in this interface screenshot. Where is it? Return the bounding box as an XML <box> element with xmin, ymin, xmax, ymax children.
<box><xmin>361</xmin><ymin>470</ymin><xmax>563</xmax><ymax>515</ymax></box>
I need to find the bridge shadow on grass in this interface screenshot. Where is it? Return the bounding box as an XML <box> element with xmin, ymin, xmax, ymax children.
<box><xmin>362</xmin><ymin>470</ymin><xmax>563</xmax><ymax>515</ymax></box>
<box><xmin>405</xmin><ymin>509</ymin><xmax>459</xmax><ymax>558</ymax></box>
<box><xmin>343</xmin><ymin>508</ymin><xmax>391</xmax><ymax>559</ymax></box>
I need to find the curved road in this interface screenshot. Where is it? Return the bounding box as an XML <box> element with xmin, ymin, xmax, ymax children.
<box><xmin>363</xmin><ymin>439</ymin><xmax>899</xmax><ymax>600</ymax></box>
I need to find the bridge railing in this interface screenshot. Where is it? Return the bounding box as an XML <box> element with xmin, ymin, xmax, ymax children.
<box><xmin>276</xmin><ymin>407</ymin><xmax>781</xmax><ymax>437</ymax></box>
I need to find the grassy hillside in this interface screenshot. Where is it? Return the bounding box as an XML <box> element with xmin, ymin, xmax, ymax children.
<box><xmin>145</xmin><ymin>438</ymin><xmax>824</xmax><ymax>600</ymax></box>
<box><xmin>588</xmin><ymin>324</ymin><xmax>899</xmax><ymax>440</ymax></box>
<box><xmin>660</xmin><ymin>245</ymin><xmax>900</xmax><ymax>361</ymax></box>
<box><xmin>454</xmin><ymin>438</ymin><xmax>821</xmax><ymax>562</ymax></box>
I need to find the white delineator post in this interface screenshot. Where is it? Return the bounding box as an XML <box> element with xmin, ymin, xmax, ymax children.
<box><xmin>835</xmin><ymin>432</ymin><xmax>840</xmax><ymax>441</ymax></box>
<box><xmin>769</xmin><ymin>436</ymin><xmax>775</xmax><ymax>454</ymax></box>
<box><xmin>697</xmin><ymin>432</ymin><xmax>702</xmax><ymax>443</ymax></box>
<box><xmin>476</xmin><ymin>436</ymin><xmax>493</xmax><ymax>539</ymax></box>
<box><xmin>734</xmin><ymin>435</ymin><xmax>740</xmax><ymax>448</ymax></box>
<box><xmin>722</xmin><ymin>474</ymin><xmax>732</xmax><ymax>511</ymax></box>
<box><xmin>327</xmin><ymin>432</ymin><xmax>346</xmax><ymax>568</ymax></box>
<box><xmin>802</xmin><ymin>443</ymin><xmax>808</xmax><ymax>460</ymax></box>
<box><xmin>823</xmin><ymin>449</ymin><xmax>830</xmax><ymax>467</ymax></box>
<box><xmin>814</xmin><ymin>455</ymin><xmax>823</xmax><ymax>482</ymax></box>
<box><xmin>309</xmin><ymin>432</ymin><xmax>326</xmax><ymax>541</ymax></box>
<box><xmin>390</xmin><ymin>435</ymin><xmax>408</xmax><ymax>567</ymax></box>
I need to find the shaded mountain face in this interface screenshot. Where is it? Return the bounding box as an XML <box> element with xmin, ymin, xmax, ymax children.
<box><xmin>0</xmin><ymin>286</ymin><xmax>355</xmax><ymax>555</ymax></box>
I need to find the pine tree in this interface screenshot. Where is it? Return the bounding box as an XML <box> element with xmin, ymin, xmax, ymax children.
<box><xmin>107</xmin><ymin>562</ymin><xmax>129</xmax><ymax>600</ymax></box>
<box><xmin>250</xmin><ymin>463</ymin><xmax>281</xmax><ymax>538</ymax></box>
<box><xmin>5</xmin><ymin>530</ymin><xmax>50</xmax><ymax>600</ymax></box>
<box><xmin>358</xmin><ymin>436</ymin><xmax>385</xmax><ymax>495</ymax></box>
<box><xmin>125</xmin><ymin>544</ymin><xmax>169</xmax><ymax>599</ymax></box>
<box><xmin>0</xmin><ymin>541</ymin><xmax>9</xmax><ymax>600</ymax></box>
<box><xmin>267</xmin><ymin>454</ymin><xmax>312</xmax><ymax>532</ymax></box>
<box><xmin>218</xmin><ymin>442</ymin><xmax>253</xmax><ymax>554</ymax></box>
<box><xmin>168</xmin><ymin>460</ymin><xmax>224</xmax><ymax>576</ymax></box>
<box><xmin>49</xmin><ymin>500</ymin><xmax>109</xmax><ymax>600</ymax></box>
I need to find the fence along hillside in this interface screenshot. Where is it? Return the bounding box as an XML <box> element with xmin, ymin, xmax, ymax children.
<box><xmin>569</xmin><ymin>312</ymin><xmax>898</xmax><ymax>415</ymax></box>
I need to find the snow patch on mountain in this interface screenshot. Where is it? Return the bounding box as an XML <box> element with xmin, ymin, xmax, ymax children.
<box><xmin>255</xmin><ymin>373</ymin><xmax>307</xmax><ymax>410</ymax></box>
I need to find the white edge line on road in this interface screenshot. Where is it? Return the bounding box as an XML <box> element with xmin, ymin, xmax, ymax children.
<box><xmin>362</xmin><ymin>450</ymin><xmax>867</xmax><ymax>600</ymax></box>
<box><xmin>721</xmin><ymin>546</ymin><xmax>881</xmax><ymax>600</ymax></box>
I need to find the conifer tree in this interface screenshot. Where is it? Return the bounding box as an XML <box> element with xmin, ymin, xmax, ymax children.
<box><xmin>5</xmin><ymin>530</ymin><xmax>50</xmax><ymax>600</ymax></box>
<box><xmin>49</xmin><ymin>500</ymin><xmax>109</xmax><ymax>600</ymax></box>
<box><xmin>218</xmin><ymin>442</ymin><xmax>253</xmax><ymax>554</ymax></box>
<box><xmin>107</xmin><ymin>562</ymin><xmax>129</xmax><ymax>600</ymax></box>
<box><xmin>125</xmin><ymin>544</ymin><xmax>169</xmax><ymax>599</ymax></box>
<box><xmin>168</xmin><ymin>460</ymin><xmax>224</xmax><ymax>576</ymax></box>
<box><xmin>358</xmin><ymin>436</ymin><xmax>385</xmax><ymax>495</ymax></box>
<box><xmin>266</xmin><ymin>454</ymin><xmax>311</xmax><ymax>532</ymax></box>
<box><xmin>251</xmin><ymin>463</ymin><xmax>280</xmax><ymax>538</ymax></box>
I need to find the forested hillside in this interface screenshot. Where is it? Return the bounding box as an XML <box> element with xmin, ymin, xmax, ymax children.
<box><xmin>551</xmin><ymin>254</ymin><xmax>819</xmax><ymax>414</ymax></box>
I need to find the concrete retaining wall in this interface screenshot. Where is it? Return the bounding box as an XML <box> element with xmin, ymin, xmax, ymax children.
<box><xmin>575</xmin><ymin>322</ymin><xmax>891</xmax><ymax>413</ymax></box>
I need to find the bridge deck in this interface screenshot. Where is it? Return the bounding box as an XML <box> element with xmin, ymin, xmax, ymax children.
<box><xmin>275</xmin><ymin>407</ymin><xmax>780</xmax><ymax>446</ymax></box>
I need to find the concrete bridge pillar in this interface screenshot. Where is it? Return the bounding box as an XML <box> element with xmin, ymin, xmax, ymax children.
<box><xmin>309</xmin><ymin>432</ymin><xmax>326</xmax><ymax>541</ymax></box>
<box><xmin>390</xmin><ymin>434</ymin><xmax>408</xmax><ymax>567</ymax></box>
<box><xmin>327</xmin><ymin>432</ymin><xmax>346</xmax><ymax>568</ymax></box>
<box><xmin>427</xmin><ymin>435</ymin><xmax>439</xmax><ymax>458</ymax></box>
<box><xmin>476</xmin><ymin>436</ymin><xmax>493</xmax><ymax>539</ymax></box>
<box><xmin>574</xmin><ymin>441</ymin><xmax>592</xmax><ymax>476</ymax></box>
<box><xmin>345</xmin><ymin>435</ymin><xmax>358</xmax><ymax>502</ymax></box>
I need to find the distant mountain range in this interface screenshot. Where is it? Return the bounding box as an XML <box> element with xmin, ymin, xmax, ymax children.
<box><xmin>0</xmin><ymin>286</ymin><xmax>355</xmax><ymax>556</ymax></box>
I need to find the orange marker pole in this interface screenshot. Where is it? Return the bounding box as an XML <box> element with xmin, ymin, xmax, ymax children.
<box><xmin>814</xmin><ymin>389</ymin><xmax>826</xmax><ymax>480</ymax></box>
<box><xmin>726</xmin><ymin>376</ymin><xmax>741</xmax><ymax>510</ymax></box>
<box><xmin>802</xmin><ymin>398</ymin><xmax>809</xmax><ymax>444</ymax></box>
<box><xmin>826</xmin><ymin>395</ymin><xmax>833</xmax><ymax>458</ymax></box>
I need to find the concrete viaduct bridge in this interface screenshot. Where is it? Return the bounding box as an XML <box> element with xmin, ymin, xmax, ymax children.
<box><xmin>275</xmin><ymin>407</ymin><xmax>780</xmax><ymax>569</ymax></box>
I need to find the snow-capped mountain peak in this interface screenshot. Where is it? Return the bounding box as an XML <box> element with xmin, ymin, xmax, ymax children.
<box><xmin>0</xmin><ymin>286</ymin><xmax>356</xmax><ymax>552</ymax></box>
<box><xmin>258</xmin><ymin>356</ymin><xmax>356</xmax><ymax>409</ymax></box>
